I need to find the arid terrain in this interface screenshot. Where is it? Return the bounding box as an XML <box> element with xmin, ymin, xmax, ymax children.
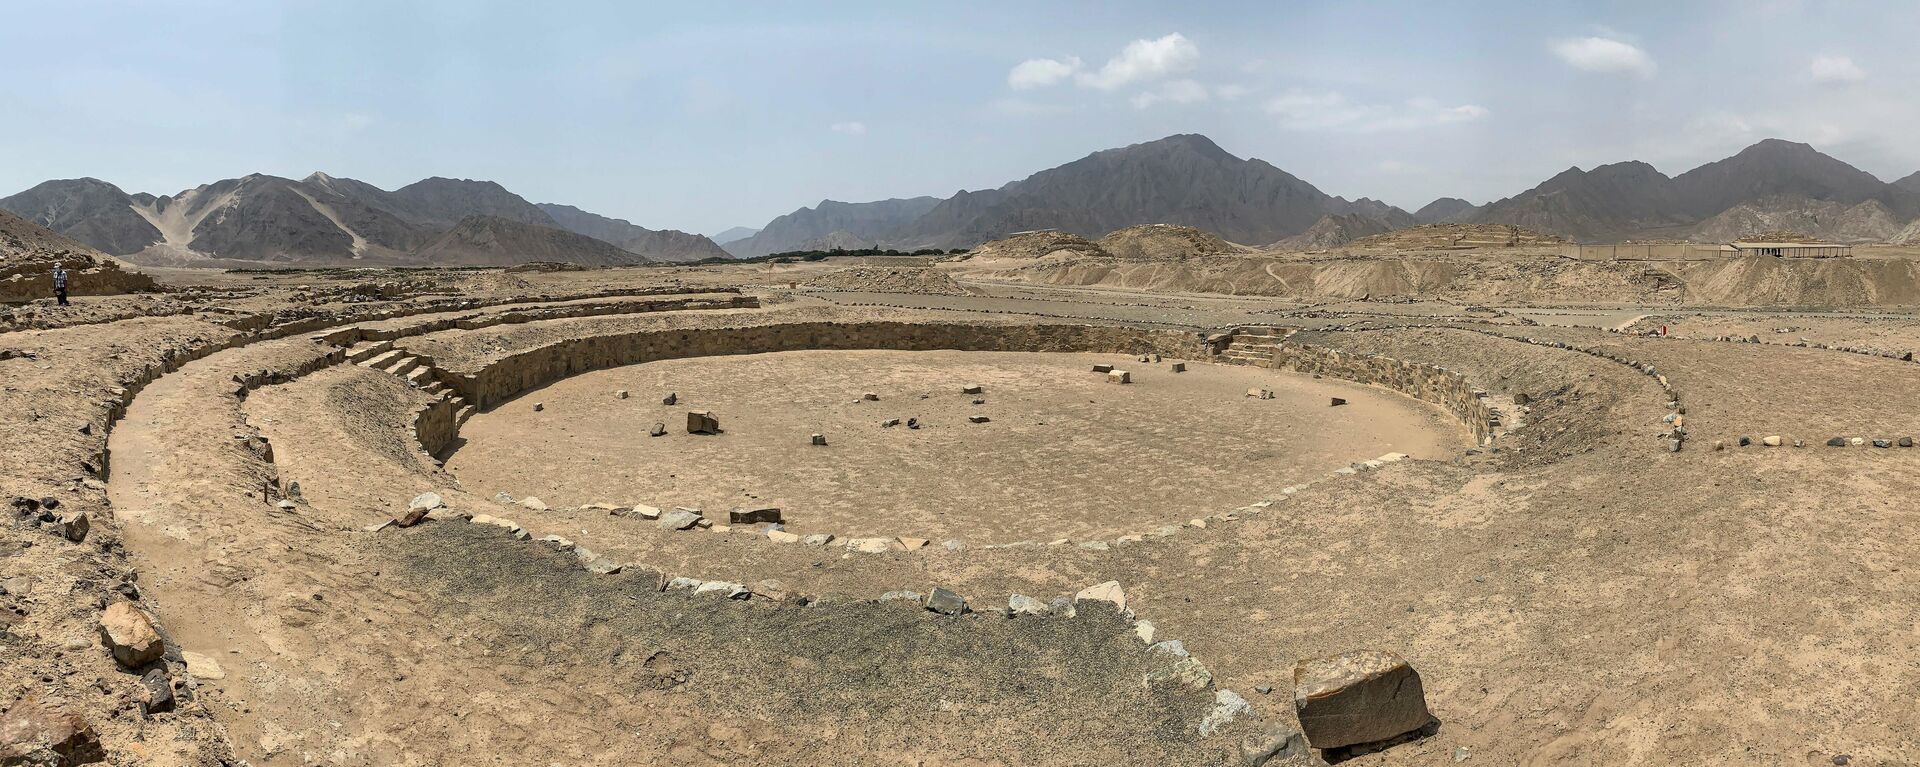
<box><xmin>11</xmin><ymin>220</ymin><xmax>1920</xmax><ymax>767</ymax></box>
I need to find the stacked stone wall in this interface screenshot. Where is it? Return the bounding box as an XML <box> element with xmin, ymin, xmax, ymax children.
<box><xmin>1264</xmin><ymin>341</ymin><xmax>1493</xmax><ymax>444</ymax></box>
<box><xmin>459</xmin><ymin>321</ymin><xmax>1210</xmax><ymax>409</ymax></box>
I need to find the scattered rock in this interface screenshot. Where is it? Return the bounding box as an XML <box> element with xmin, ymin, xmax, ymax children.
<box><xmin>409</xmin><ymin>492</ymin><xmax>444</xmax><ymax>512</ymax></box>
<box><xmin>1293</xmin><ymin>650</ymin><xmax>1432</xmax><ymax>749</ymax></box>
<box><xmin>1851</xmin><ymin>437</ymin><xmax>1866</xmax><ymax>447</ymax></box>
<box><xmin>0</xmin><ymin>695</ymin><xmax>104</xmax><ymax>766</ymax></box>
<box><xmin>1075</xmin><ymin>581</ymin><xmax>1127</xmax><ymax>612</ymax></box>
<box><xmin>140</xmin><ymin>667</ymin><xmax>175</xmax><ymax>715</ymax></box>
<box><xmin>961</xmin><ymin>384</ymin><xmax>984</xmax><ymax>395</ymax></box>
<box><xmin>1902</xmin><ymin>437</ymin><xmax>1915</xmax><ymax>448</ymax></box>
<box><xmin>897</xmin><ymin>536</ymin><xmax>929</xmax><ymax>550</ymax></box>
<box><xmin>1008</xmin><ymin>594</ymin><xmax>1048</xmax><ymax>616</ymax></box>
<box><xmin>658</xmin><ymin>509</ymin><xmax>703</xmax><ymax>530</ymax></box>
<box><xmin>56</xmin><ymin>513</ymin><xmax>88</xmax><ymax>543</ymax></box>
<box><xmin>1874</xmin><ymin>439</ymin><xmax>1893</xmax><ymax>449</ymax></box>
<box><xmin>615</xmin><ymin>390</ymin><xmax>629</xmax><ymax>399</ymax></box>
<box><xmin>630</xmin><ymin>504</ymin><xmax>661</xmax><ymax>520</ymax></box>
<box><xmin>1246</xmin><ymin>388</ymin><xmax>1274</xmax><ymax>400</ymax></box>
<box><xmin>882</xmin><ymin>418</ymin><xmax>902</xmax><ymax>428</ymax></box>
<box><xmin>1092</xmin><ymin>364</ymin><xmax>1114</xmax><ymax>373</ymax></box>
<box><xmin>99</xmin><ymin>602</ymin><xmax>166</xmax><ymax>668</ymax></box>
<box><xmin>1200</xmin><ymin>689</ymin><xmax>1254</xmax><ymax>736</ymax></box>
<box><xmin>968</xmin><ymin>415</ymin><xmax>990</xmax><ymax>424</ymax></box>
<box><xmin>942</xmin><ymin>539</ymin><xmax>967</xmax><ymax>552</ymax></box>
<box><xmin>924</xmin><ymin>587</ymin><xmax>966</xmax><ymax>615</ymax></box>
<box><xmin>686</xmin><ymin>410</ymin><xmax>721</xmax><ymax>435</ymax></box>
<box><xmin>811</xmin><ymin>433</ymin><xmax>827</xmax><ymax>446</ymax></box>
<box><xmin>802</xmin><ymin>533</ymin><xmax>835</xmax><ymax>546</ymax></box>
<box><xmin>862</xmin><ymin>392</ymin><xmax>880</xmax><ymax>401</ymax></box>
<box><xmin>729</xmin><ymin>506</ymin><xmax>782</xmax><ymax>525</ymax></box>
<box><xmin>532</xmin><ymin>402</ymin><xmax>544</xmax><ymax>412</ymax></box>
<box><xmin>1240</xmin><ymin>722</ymin><xmax>1308</xmax><ymax>766</ymax></box>
<box><xmin>649</xmin><ymin>422</ymin><xmax>667</xmax><ymax>437</ymax></box>
<box><xmin>583</xmin><ymin>558</ymin><xmax>623</xmax><ymax>575</ymax></box>
<box><xmin>1107</xmin><ymin>370</ymin><xmax>1132</xmax><ymax>384</ymax></box>
<box><xmin>1330</xmin><ymin>397</ymin><xmax>1348</xmax><ymax>407</ymax></box>
<box><xmin>520</xmin><ymin>497</ymin><xmax>548</xmax><ymax>511</ymax></box>
<box><xmin>182</xmin><ymin>650</ymin><xmax>225</xmax><ymax>680</ymax></box>
<box><xmin>1828</xmin><ymin>437</ymin><xmax>1848</xmax><ymax>447</ymax></box>
<box><xmin>1762</xmin><ymin>435</ymin><xmax>1782</xmax><ymax>447</ymax></box>
<box><xmin>663</xmin><ymin>392</ymin><xmax>678</xmax><ymax>405</ymax></box>
<box><xmin>766</xmin><ymin>530</ymin><xmax>801</xmax><ymax>543</ymax></box>
<box><xmin>1170</xmin><ymin>362</ymin><xmax>1187</xmax><ymax>373</ymax></box>
<box><xmin>906</xmin><ymin>418</ymin><xmax>920</xmax><ymax>429</ymax></box>
<box><xmin>846</xmin><ymin>537</ymin><xmax>898</xmax><ymax>554</ymax></box>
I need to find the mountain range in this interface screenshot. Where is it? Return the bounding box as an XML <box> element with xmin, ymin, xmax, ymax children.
<box><xmin>0</xmin><ymin>173</ymin><xmax>728</xmax><ymax>267</ymax></box>
<box><xmin>10</xmin><ymin>134</ymin><xmax>1920</xmax><ymax>269</ymax></box>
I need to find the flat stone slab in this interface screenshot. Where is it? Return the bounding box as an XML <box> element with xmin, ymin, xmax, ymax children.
<box><xmin>1293</xmin><ymin>650</ymin><xmax>1431</xmax><ymax>749</ymax></box>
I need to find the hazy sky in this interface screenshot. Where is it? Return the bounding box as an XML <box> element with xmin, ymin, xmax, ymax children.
<box><xmin>5</xmin><ymin>0</ymin><xmax>1918</xmax><ymax>234</ymax></box>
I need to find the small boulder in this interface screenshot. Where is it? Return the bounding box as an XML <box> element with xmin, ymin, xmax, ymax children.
<box><xmin>924</xmin><ymin>587</ymin><xmax>966</xmax><ymax>615</ymax></box>
<box><xmin>1107</xmin><ymin>370</ymin><xmax>1131</xmax><ymax>384</ymax></box>
<box><xmin>802</xmin><ymin>533</ymin><xmax>835</xmax><ymax>546</ymax></box>
<box><xmin>729</xmin><ymin>506</ymin><xmax>782</xmax><ymax>525</ymax></box>
<box><xmin>1075</xmin><ymin>581</ymin><xmax>1126</xmax><ymax>612</ymax></box>
<box><xmin>520</xmin><ymin>497</ymin><xmax>548</xmax><ymax>511</ymax></box>
<box><xmin>1246</xmin><ymin>388</ymin><xmax>1274</xmax><ymax>400</ymax></box>
<box><xmin>532</xmin><ymin>402</ymin><xmax>544</xmax><ymax>412</ymax></box>
<box><xmin>56</xmin><ymin>513</ymin><xmax>88</xmax><ymax>543</ymax></box>
<box><xmin>408</xmin><ymin>492</ymin><xmax>444</xmax><ymax>512</ymax></box>
<box><xmin>811</xmin><ymin>433</ymin><xmax>827</xmax><ymax>446</ymax></box>
<box><xmin>766</xmin><ymin>530</ymin><xmax>801</xmax><ymax>543</ymax></box>
<box><xmin>1008</xmin><ymin>594</ymin><xmax>1048</xmax><ymax>616</ymax></box>
<box><xmin>1240</xmin><ymin>722</ymin><xmax>1308</xmax><ymax>767</ymax></box>
<box><xmin>140</xmin><ymin>667</ymin><xmax>175</xmax><ymax>715</ymax></box>
<box><xmin>99</xmin><ymin>602</ymin><xmax>165</xmax><ymax>668</ymax></box>
<box><xmin>658</xmin><ymin>509</ymin><xmax>703</xmax><ymax>530</ymax></box>
<box><xmin>649</xmin><ymin>422</ymin><xmax>667</xmax><ymax>437</ymax></box>
<box><xmin>1330</xmin><ymin>397</ymin><xmax>1348</xmax><ymax>407</ymax></box>
<box><xmin>969</xmin><ymin>415</ymin><xmax>990</xmax><ymax>424</ymax></box>
<box><xmin>862</xmin><ymin>392</ymin><xmax>880</xmax><ymax>401</ymax></box>
<box><xmin>1762</xmin><ymin>435</ymin><xmax>1782</xmax><ymax>447</ymax></box>
<box><xmin>1828</xmin><ymin>437</ymin><xmax>1848</xmax><ymax>447</ymax></box>
<box><xmin>845</xmin><ymin>537</ymin><xmax>898</xmax><ymax>553</ymax></box>
<box><xmin>1901</xmin><ymin>437</ymin><xmax>1915</xmax><ymax>448</ymax></box>
<box><xmin>1092</xmin><ymin>364</ymin><xmax>1115</xmax><ymax>373</ymax></box>
<box><xmin>1874</xmin><ymin>438</ymin><xmax>1893</xmax><ymax>449</ymax></box>
<box><xmin>0</xmin><ymin>696</ymin><xmax>104</xmax><ymax>765</ymax></box>
<box><xmin>1293</xmin><ymin>650</ymin><xmax>1432</xmax><ymax>749</ymax></box>
<box><xmin>662</xmin><ymin>392</ymin><xmax>678</xmax><ymax>405</ymax></box>
<box><xmin>1170</xmin><ymin>362</ymin><xmax>1187</xmax><ymax>373</ymax></box>
<box><xmin>961</xmin><ymin>384</ymin><xmax>984</xmax><ymax>395</ymax></box>
<box><xmin>686</xmin><ymin>411</ymin><xmax>721</xmax><ymax>435</ymax></box>
<box><xmin>881</xmin><ymin>418</ymin><xmax>902</xmax><ymax>428</ymax></box>
<box><xmin>615</xmin><ymin>390</ymin><xmax>629</xmax><ymax>399</ymax></box>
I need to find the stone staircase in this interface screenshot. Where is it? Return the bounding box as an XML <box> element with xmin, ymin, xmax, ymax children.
<box><xmin>349</xmin><ymin>340</ymin><xmax>476</xmax><ymax>429</ymax></box>
<box><xmin>1217</xmin><ymin>327</ymin><xmax>1287</xmax><ymax>366</ymax></box>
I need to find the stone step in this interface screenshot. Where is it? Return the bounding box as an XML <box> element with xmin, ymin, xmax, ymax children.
<box><xmin>358</xmin><ymin>349</ymin><xmax>403</xmax><ymax>369</ymax></box>
<box><xmin>454</xmin><ymin>404</ymin><xmax>475</xmax><ymax>425</ymax></box>
<box><xmin>404</xmin><ymin>366</ymin><xmax>431</xmax><ymax>386</ymax></box>
<box><xmin>385</xmin><ymin>356</ymin><xmax>421</xmax><ymax>376</ymax></box>
<box><xmin>346</xmin><ymin>340</ymin><xmax>394</xmax><ymax>363</ymax></box>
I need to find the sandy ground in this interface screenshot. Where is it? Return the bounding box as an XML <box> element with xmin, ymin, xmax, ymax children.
<box><xmin>445</xmin><ymin>349</ymin><xmax>1468</xmax><ymax>543</ymax></box>
<box><xmin>23</xmin><ymin>258</ymin><xmax>1920</xmax><ymax>766</ymax></box>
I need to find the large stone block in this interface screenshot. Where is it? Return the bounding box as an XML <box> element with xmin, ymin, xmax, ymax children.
<box><xmin>686</xmin><ymin>410</ymin><xmax>721</xmax><ymax>434</ymax></box>
<box><xmin>99</xmin><ymin>602</ymin><xmax>165</xmax><ymax>669</ymax></box>
<box><xmin>1292</xmin><ymin>650</ymin><xmax>1430</xmax><ymax>749</ymax></box>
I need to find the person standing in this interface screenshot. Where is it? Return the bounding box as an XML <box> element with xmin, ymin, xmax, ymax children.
<box><xmin>51</xmin><ymin>264</ymin><xmax>69</xmax><ymax>306</ymax></box>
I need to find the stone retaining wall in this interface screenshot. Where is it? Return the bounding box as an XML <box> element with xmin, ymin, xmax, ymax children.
<box><xmin>1217</xmin><ymin>332</ymin><xmax>1494</xmax><ymax>445</ymax></box>
<box><xmin>456</xmin><ymin>320</ymin><xmax>1211</xmax><ymax>410</ymax></box>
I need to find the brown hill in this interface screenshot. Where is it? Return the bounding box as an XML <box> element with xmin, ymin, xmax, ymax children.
<box><xmin>1097</xmin><ymin>224</ymin><xmax>1241</xmax><ymax>260</ymax></box>
<box><xmin>725</xmin><ymin>197</ymin><xmax>942</xmax><ymax>258</ymax></box>
<box><xmin>1688</xmin><ymin>197</ymin><xmax>1899</xmax><ymax>243</ymax></box>
<box><xmin>411</xmin><ymin>216</ymin><xmax>649</xmax><ymax>267</ymax></box>
<box><xmin>800</xmin><ymin>266</ymin><xmax>971</xmax><ymax>296</ymax></box>
<box><xmin>0</xmin><ymin>208</ymin><xmax>154</xmax><ymax>300</ymax></box>
<box><xmin>536</xmin><ymin>203</ymin><xmax>732</xmax><ymax>262</ymax></box>
<box><xmin>962</xmin><ymin>231</ymin><xmax>1110</xmax><ymax>260</ymax></box>
<box><xmin>890</xmin><ymin>134</ymin><xmax>1413</xmax><ymax>249</ymax></box>
<box><xmin>1345</xmin><ymin>223</ymin><xmax>1566</xmax><ymax>251</ymax></box>
<box><xmin>1274</xmin><ymin>213</ymin><xmax>1395</xmax><ymax>250</ymax></box>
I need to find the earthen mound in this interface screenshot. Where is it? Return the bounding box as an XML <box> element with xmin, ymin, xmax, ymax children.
<box><xmin>964</xmin><ymin>230</ymin><xmax>1110</xmax><ymax>260</ymax></box>
<box><xmin>0</xmin><ymin>208</ymin><xmax>156</xmax><ymax>301</ymax></box>
<box><xmin>800</xmin><ymin>266</ymin><xmax>972</xmax><ymax>295</ymax></box>
<box><xmin>1274</xmin><ymin>213</ymin><xmax>1395</xmax><ymax>251</ymax></box>
<box><xmin>1097</xmin><ymin>224</ymin><xmax>1242</xmax><ymax>260</ymax></box>
<box><xmin>1345</xmin><ymin>223</ymin><xmax>1565</xmax><ymax>251</ymax></box>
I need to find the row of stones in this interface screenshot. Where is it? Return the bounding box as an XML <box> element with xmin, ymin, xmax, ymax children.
<box><xmin>1275</xmin><ymin>321</ymin><xmax>1689</xmax><ymax>453</ymax></box>
<box><xmin>488</xmin><ymin>448</ymin><xmax>1415</xmax><ymax>557</ymax></box>
<box><xmin>1216</xmin><ymin>326</ymin><xmax>1496</xmax><ymax>445</ymax></box>
<box><xmin>394</xmin><ymin>501</ymin><xmax>1434</xmax><ymax>759</ymax></box>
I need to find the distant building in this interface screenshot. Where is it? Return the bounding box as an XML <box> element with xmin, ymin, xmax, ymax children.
<box><xmin>1723</xmin><ymin>241</ymin><xmax>1851</xmax><ymax>258</ymax></box>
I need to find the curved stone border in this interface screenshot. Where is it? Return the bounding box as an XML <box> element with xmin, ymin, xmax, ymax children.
<box><xmin>395</xmin><ymin>508</ymin><xmax>1262</xmax><ymax>738</ymax></box>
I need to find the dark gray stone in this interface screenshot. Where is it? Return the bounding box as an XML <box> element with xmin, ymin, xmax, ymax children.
<box><xmin>924</xmin><ymin>587</ymin><xmax>966</xmax><ymax>616</ymax></box>
<box><xmin>140</xmin><ymin>667</ymin><xmax>174</xmax><ymax>715</ymax></box>
<box><xmin>1240</xmin><ymin>722</ymin><xmax>1307</xmax><ymax>766</ymax></box>
<box><xmin>1294</xmin><ymin>650</ymin><xmax>1431</xmax><ymax>749</ymax></box>
<box><xmin>1828</xmin><ymin>437</ymin><xmax>1848</xmax><ymax>447</ymax></box>
<box><xmin>728</xmin><ymin>506</ymin><xmax>782</xmax><ymax>525</ymax></box>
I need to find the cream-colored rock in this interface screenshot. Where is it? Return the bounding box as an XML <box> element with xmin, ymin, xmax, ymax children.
<box><xmin>99</xmin><ymin>602</ymin><xmax>165</xmax><ymax>668</ymax></box>
<box><xmin>1075</xmin><ymin>581</ymin><xmax>1126</xmax><ymax>612</ymax></box>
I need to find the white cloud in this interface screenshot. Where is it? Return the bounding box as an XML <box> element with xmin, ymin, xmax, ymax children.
<box><xmin>1077</xmin><ymin>33</ymin><xmax>1199</xmax><ymax>90</ymax></box>
<box><xmin>1129</xmin><ymin>79</ymin><xmax>1210</xmax><ymax>109</ymax></box>
<box><xmin>1213</xmin><ymin>84</ymin><xmax>1250</xmax><ymax>101</ymax></box>
<box><xmin>1008</xmin><ymin>57</ymin><xmax>1082</xmax><ymax>89</ymax></box>
<box><xmin>1810</xmin><ymin>55</ymin><xmax>1866</xmax><ymax>83</ymax></box>
<box><xmin>830</xmin><ymin>121</ymin><xmax>867</xmax><ymax>136</ymax></box>
<box><xmin>1265</xmin><ymin>90</ymin><xmax>1488</xmax><ymax>133</ymax></box>
<box><xmin>1550</xmin><ymin>36</ymin><xmax>1657</xmax><ymax>78</ymax></box>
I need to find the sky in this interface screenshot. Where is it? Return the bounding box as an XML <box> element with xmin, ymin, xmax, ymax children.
<box><xmin>5</xmin><ymin>0</ymin><xmax>1919</xmax><ymax>235</ymax></box>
